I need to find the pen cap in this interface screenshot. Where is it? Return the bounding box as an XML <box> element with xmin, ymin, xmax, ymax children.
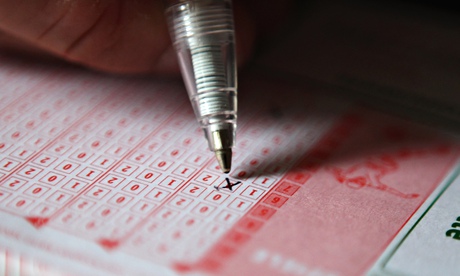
<box><xmin>165</xmin><ymin>0</ymin><xmax>237</xmax><ymax>151</ymax></box>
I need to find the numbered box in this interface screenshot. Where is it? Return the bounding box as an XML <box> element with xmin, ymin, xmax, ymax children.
<box><xmin>185</xmin><ymin>152</ymin><xmax>207</xmax><ymax>166</ymax></box>
<box><xmin>118</xmin><ymin>213</ymin><xmax>141</xmax><ymax>228</ymax></box>
<box><xmin>145</xmin><ymin>188</ymin><xmax>170</xmax><ymax>202</ymax></box>
<box><xmin>131</xmin><ymin>200</ymin><xmax>157</xmax><ymax>215</ymax></box>
<box><xmin>177</xmin><ymin>215</ymin><xmax>203</xmax><ymax>230</ymax></box>
<box><xmin>22</xmin><ymin>118</ymin><xmax>40</xmax><ymax>130</ymax></box>
<box><xmin>24</xmin><ymin>184</ymin><xmax>50</xmax><ymax>198</ymax></box>
<box><xmin>63</xmin><ymin>131</ymin><xmax>83</xmax><ymax>144</ymax></box>
<box><xmin>115</xmin><ymin>116</ymin><xmax>132</xmax><ymax>128</ymax></box>
<box><xmin>94</xmin><ymin>205</ymin><xmax>118</xmax><ymax>219</ymax></box>
<box><xmin>0</xmin><ymin>158</ymin><xmax>20</xmax><ymax>172</ymax></box>
<box><xmin>150</xmin><ymin>158</ymin><xmax>174</xmax><ymax>171</ymax></box>
<box><xmin>79</xmin><ymin>121</ymin><xmax>97</xmax><ymax>133</ymax></box>
<box><xmin>263</xmin><ymin>193</ymin><xmax>288</xmax><ymax>208</ymax></box>
<box><xmin>48</xmin><ymin>143</ymin><xmax>71</xmax><ymax>155</ymax></box>
<box><xmin>192</xmin><ymin>202</ymin><xmax>216</xmax><ymax>217</ymax></box>
<box><xmin>83</xmin><ymin>139</ymin><xmax>106</xmax><ymax>151</ymax></box>
<box><xmin>204</xmin><ymin>223</ymin><xmax>227</xmax><ymax>237</ymax></box>
<box><xmin>236</xmin><ymin>217</ymin><xmax>264</xmax><ymax>233</ymax></box>
<box><xmin>122</xmin><ymin>182</ymin><xmax>147</xmax><ymax>195</ymax></box>
<box><xmin>194</xmin><ymin>172</ymin><xmax>219</xmax><ymax>185</ymax></box>
<box><xmin>119</xmin><ymin>133</ymin><xmax>142</xmax><ymax>146</ymax></box>
<box><xmin>47</xmin><ymin>191</ymin><xmax>73</xmax><ymax>205</ymax></box>
<box><xmin>205</xmin><ymin>191</ymin><xmax>229</xmax><ymax>205</ymax></box>
<box><xmin>91</xmin><ymin>156</ymin><xmax>115</xmax><ymax>169</ymax></box>
<box><xmin>10</xmin><ymin>148</ymin><xmax>34</xmax><ymax>160</ymax></box>
<box><xmin>216</xmin><ymin>210</ymin><xmax>240</xmax><ymax>224</ymax></box>
<box><xmin>252</xmin><ymin>176</ymin><xmax>277</xmax><ymax>187</ymax></box>
<box><xmin>286</xmin><ymin>172</ymin><xmax>311</xmax><ymax>184</ymax></box>
<box><xmin>159</xmin><ymin>176</ymin><xmax>183</xmax><ymax>190</ymax></box>
<box><xmin>30</xmin><ymin>203</ymin><xmax>57</xmax><ymax>217</ymax></box>
<box><xmin>172</xmin><ymin>165</ymin><xmax>196</xmax><ymax>178</ymax></box>
<box><xmin>156</xmin><ymin>207</ymin><xmax>178</xmax><ymax>221</ymax></box>
<box><xmin>128</xmin><ymin>151</ymin><xmax>151</xmax><ymax>164</ymax></box>
<box><xmin>1</xmin><ymin>177</ymin><xmax>26</xmax><ymax>191</ymax></box>
<box><xmin>17</xmin><ymin>165</ymin><xmax>42</xmax><ymax>179</ymax></box>
<box><xmin>32</xmin><ymin>154</ymin><xmax>57</xmax><ymax>167</ymax></box>
<box><xmin>143</xmin><ymin>141</ymin><xmax>160</xmax><ymax>152</ymax></box>
<box><xmin>157</xmin><ymin>129</ymin><xmax>173</xmax><ymax>141</ymax></box>
<box><xmin>143</xmin><ymin>220</ymin><xmax>164</xmax><ymax>234</ymax></box>
<box><xmin>69</xmin><ymin>149</ymin><xmax>92</xmax><ymax>162</ymax></box>
<box><xmin>240</xmin><ymin>186</ymin><xmax>266</xmax><ymax>200</ymax></box>
<box><xmin>79</xmin><ymin>218</ymin><xmax>105</xmax><ymax>232</ymax></box>
<box><xmin>7</xmin><ymin>196</ymin><xmax>34</xmax><ymax>211</ymax></box>
<box><xmin>225</xmin><ymin>230</ymin><xmax>250</xmax><ymax>246</ymax></box>
<box><xmin>105</xmin><ymin>145</ymin><xmax>128</xmax><ymax>157</ymax></box>
<box><xmin>39</xmin><ymin>172</ymin><xmax>66</xmax><ymax>186</ymax></box>
<box><xmin>55</xmin><ymin>161</ymin><xmax>79</xmax><ymax>173</ymax></box>
<box><xmin>229</xmin><ymin>167</ymin><xmax>252</xmax><ymax>181</ymax></box>
<box><xmin>250</xmin><ymin>205</ymin><xmax>277</xmax><ymax>220</ymax></box>
<box><xmin>180</xmin><ymin>136</ymin><xmax>197</xmax><ymax>147</ymax></box>
<box><xmin>70</xmin><ymin>198</ymin><xmax>96</xmax><ymax>212</ymax></box>
<box><xmin>181</xmin><ymin>183</ymin><xmax>206</xmax><ymax>197</ymax></box>
<box><xmin>263</xmin><ymin>163</ymin><xmax>288</xmax><ymax>176</ymax></box>
<box><xmin>136</xmin><ymin>169</ymin><xmax>160</xmax><ymax>183</ymax></box>
<box><xmin>163</xmin><ymin>146</ymin><xmax>185</xmax><ymax>159</ymax></box>
<box><xmin>98</xmin><ymin>127</ymin><xmax>118</xmax><ymax>139</ymax></box>
<box><xmin>5</xmin><ymin>129</ymin><xmax>27</xmax><ymax>142</ymax></box>
<box><xmin>107</xmin><ymin>193</ymin><xmax>133</xmax><ymax>207</ymax></box>
<box><xmin>77</xmin><ymin>167</ymin><xmax>102</xmax><ymax>180</ymax></box>
<box><xmin>207</xmin><ymin>162</ymin><xmax>222</xmax><ymax>173</ymax></box>
<box><xmin>26</xmin><ymin>135</ymin><xmax>49</xmax><ymax>148</ymax></box>
<box><xmin>114</xmin><ymin>163</ymin><xmax>139</xmax><ymax>176</ymax></box>
<box><xmin>85</xmin><ymin>186</ymin><xmax>111</xmax><ymax>199</ymax></box>
<box><xmin>228</xmin><ymin>198</ymin><xmax>252</xmax><ymax>212</ymax></box>
<box><xmin>54</xmin><ymin>210</ymin><xmax>80</xmax><ymax>226</ymax></box>
<box><xmin>243</xmin><ymin>157</ymin><xmax>262</xmax><ymax>169</ymax></box>
<box><xmin>42</xmin><ymin>125</ymin><xmax>62</xmax><ymax>137</ymax></box>
<box><xmin>62</xmin><ymin>179</ymin><xmax>89</xmax><ymax>193</ymax></box>
<box><xmin>214</xmin><ymin>178</ymin><xmax>243</xmax><ymax>193</ymax></box>
<box><xmin>275</xmin><ymin>181</ymin><xmax>300</xmax><ymax>196</ymax></box>
<box><xmin>168</xmin><ymin>195</ymin><xmax>194</xmax><ymax>209</ymax></box>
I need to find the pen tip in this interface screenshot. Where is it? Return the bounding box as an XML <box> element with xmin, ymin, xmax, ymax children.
<box><xmin>215</xmin><ymin>149</ymin><xmax>232</xmax><ymax>174</ymax></box>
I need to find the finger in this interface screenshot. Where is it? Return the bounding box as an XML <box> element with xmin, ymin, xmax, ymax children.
<box><xmin>0</xmin><ymin>0</ymin><xmax>256</xmax><ymax>74</ymax></box>
<box><xmin>0</xmin><ymin>0</ymin><xmax>174</xmax><ymax>74</ymax></box>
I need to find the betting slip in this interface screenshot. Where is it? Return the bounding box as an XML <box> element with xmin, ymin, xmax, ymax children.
<box><xmin>0</xmin><ymin>53</ymin><xmax>459</xmax><ymax>275</ymax></box>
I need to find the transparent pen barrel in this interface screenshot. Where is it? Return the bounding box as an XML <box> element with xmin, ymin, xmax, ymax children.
<box><xmin>166</xmin><ymin>0</ymin><xmax>237</xmax><ymax>150</ymax></box>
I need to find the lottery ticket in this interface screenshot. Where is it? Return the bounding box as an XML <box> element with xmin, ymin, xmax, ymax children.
<box><xmin>0</xmin><ymin>53</ymin><xmax>459</xmax><ymax>276</ymax></box>
<box><xmin>369</xmin><ymin>167</ymin><xmax>460</xmax><ymax>275</ymax></box>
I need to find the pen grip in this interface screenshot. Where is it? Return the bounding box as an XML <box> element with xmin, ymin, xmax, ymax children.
<box><xmin>165</xmin><ymin>0</ymin><xmax>237</xmax><ymax>124</ymax></box>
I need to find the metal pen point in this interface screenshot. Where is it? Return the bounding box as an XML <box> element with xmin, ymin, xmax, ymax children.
<box><xmin>165</xmin><ymin>0</ymin><xmax>237</xmax><ymax>174</ymax></box>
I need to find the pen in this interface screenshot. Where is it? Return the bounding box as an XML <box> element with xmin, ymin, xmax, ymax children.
<box><xmin>164</xmin><ymin>0</ymin><xmax>237</xmax><ymax>173</ymax></box>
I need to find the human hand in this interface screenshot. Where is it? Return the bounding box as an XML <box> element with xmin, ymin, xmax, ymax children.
<box><xmin>0</xmin><ymin>0</ymin><xmax>292</xmax><ymax>74</ymax></box>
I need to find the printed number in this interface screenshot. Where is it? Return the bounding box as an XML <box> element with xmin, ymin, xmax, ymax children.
<box><xmin>25</xmin><ymin>168</ymin><xmax>36</xmax><ymax>175</ymax></box>
<box><xmin>40</xmin><ymin>157</ymin><xmax>50</xmax><ymax>164</ymax></box>
<box><xmin>9</xmin><ymin>180</ymin><xmax>20</xmax><ymax>187</ymax></box>
<box><xmin>446</xmin><ymin>216</ymin><xmax>460</xmax><ymax>240</ymax></box>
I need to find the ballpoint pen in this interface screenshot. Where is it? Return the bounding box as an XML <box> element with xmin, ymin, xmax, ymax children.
<box><xmin>164</xmin><ymin>0</ymin><xmax>237</xmax><ymax>173</ymax></box>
